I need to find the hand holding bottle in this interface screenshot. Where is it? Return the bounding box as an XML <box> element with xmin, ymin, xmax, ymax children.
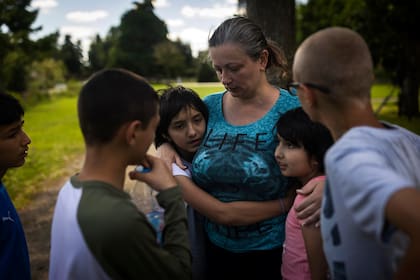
<box><xmin>129</xmin><ymin>154</ymin><xmax>177</xmax><ymax>192</ymax></box>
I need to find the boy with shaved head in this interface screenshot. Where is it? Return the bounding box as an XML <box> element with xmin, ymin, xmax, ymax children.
<box><xmin>290</xmin><ymin>27</ymin><xmax>420</xmax><ymax>279</ymax></box>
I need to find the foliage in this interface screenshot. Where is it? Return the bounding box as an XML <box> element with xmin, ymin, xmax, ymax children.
<box><xmin>298</xmin><ymin>0</ymin><xmax>420</xmax><ymax>117</ymax></box>
<box><xmin>0</xmin><ymin>0</ymin><xmax>39</xmax><ymax>92</ymax></box>
<box><xmin>196</xmin><ymin>51</ymin><xmax>218</xmax><ymax>82</ymax></box>
<box><xmin>31</xmin><ymin>31</ymin><xmax>61</xmax><ymax>61</ymax></box>
<box><xmin>153</xmin><ymin>40</ymin><xmax>186</xmax><ymax>79</ymax></box>
<box><xmin>111</xmin><ymin>1</ymin><xmax>168</xmax><ymax>77</ymax></box>
<box><xmin>87</xmin><ymin>3</ymin><xmax>196</xmax><ymax>79</ymax></box>
<box><xmin>60</xmin><ymin>35</ymin><xmax>84</xmax><ymax>79</ymax></box>
<box><xmin>27</xmin><ymin>58</ymin><xmax>66</xmax><ymax>101</ymax></box>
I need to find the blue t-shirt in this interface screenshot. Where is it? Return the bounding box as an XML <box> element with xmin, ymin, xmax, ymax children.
<box><xmin>192</xmin><ymin>89</ymin><xmax>300</xmax><ymax>252</ymax></box>
<box><xmin>0</xmin><ymin>182</ymin><xmax>31</xmax><ymax>279</ymax></box>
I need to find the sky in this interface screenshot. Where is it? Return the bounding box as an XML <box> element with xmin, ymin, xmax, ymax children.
<box><xmin>30</xmin><ymin>0</ymin><xmax>241</xmax><ymax>59</ymax></box>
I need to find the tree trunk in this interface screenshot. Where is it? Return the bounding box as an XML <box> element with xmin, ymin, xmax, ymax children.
<box><xmin>245</xmin><ymin>0</ymin><xmax>295</xmax><ymax>87</ymax></box>
<box><xmin>245</xmin><ymin>0</ymin><xmax>296</xmax><ymax>61</ymax></box>
<box><xmin>398</xmin><ymin>42</ymin><xmax>420</xmax><ymax>118</ymax></box>
<box><xmin>399</xmin><ymin>73</ymin><xmax>419</xmax><ymax>119</ymax></box>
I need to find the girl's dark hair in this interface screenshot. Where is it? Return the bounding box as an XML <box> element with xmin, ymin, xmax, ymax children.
<box><xmin>78</xmin><ymin>68</ymin><xmax>159</xmax><ymax>145</ymax></box>
<box><xmin>0</xmin><ymin>92</ymin><xmax>24</xmax><ymax>125</ymax></box>
<box><xmin>276</xmin><ymin>107</ymin><xmax>333</xmax><ymax>173</ymax></box>
<box><xmin>155</xmin><ymin>86</ymin><xmax>208</xmax><ymax>148</ymax></box>
<box><xmin>208</xmin><ymin>15</ymin><xmax>290</xmax><ymax>85</ymax></box>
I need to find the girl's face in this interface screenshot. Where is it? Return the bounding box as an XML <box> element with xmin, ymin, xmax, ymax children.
<box><xmin>209</xmin><ymin>43</ymin><xmax>267</xmax><ymax>99</ymax></box>
<box><xmin>167</xmin><ymin>106</ymin><xmax>206</xmax><ymax>161</ymax></box>
<box><xmin>274</xmin><ymin>134</ymin><xmax>317</xmax><ymax>184</ymax></box>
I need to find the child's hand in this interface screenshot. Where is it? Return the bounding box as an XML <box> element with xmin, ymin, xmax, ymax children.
<box><xmin>129</xmin><ymin>154</ymin><xmax>177</xmax><ymax>192</ymax></box>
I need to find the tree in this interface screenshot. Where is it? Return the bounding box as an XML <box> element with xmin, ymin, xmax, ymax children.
<box><xmin>112</xmin><ymin>0</ymin><xmax>168</xmax><ymax>77</ymax></box>
<box><xmin>239</xmin><ymin>0</ymin><xmax>296</xmax><ymax>86</ymax></box>
<box><xmin>153</xmin><ymin>40</ymin><xmax>186</xmax><ymax>79</ymax></box>
<box><xmin>196</xmin><ymin>50</ymin><xmax>218</xmax><ymax>82</ymax></box>
<box><xmin>299</xmin><ymin>0</ymin><xmax>419</xmax><ymax>117</ymax></box>
<box><xmin>88</xmin><ymin>34</ymin><xmax>107</xmax><ymax>72</ymax></box>
<box><xmin>0</xmin><ymin>0</ymin><xmax>39</xmax><ymax>92</ymax></box>
<box><xmin>60</xmin><ymin>35</ymin><xmax>83</xmax><ymax>78</ymax></box>
<box><xmin>32</xmin><ymin>31</ymin><xmax>61</xmax><ymax>61</ymax></box>
<box><xmin>244</xmin><ymin>0</ymin><xmax>296</xmax><ymax>61</ymax></box>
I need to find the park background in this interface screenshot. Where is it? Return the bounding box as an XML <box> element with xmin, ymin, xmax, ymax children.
<box><xmin>1</xmin><ymin>1</ymin><xmax>419</xmax><ymax>278</ymax></box>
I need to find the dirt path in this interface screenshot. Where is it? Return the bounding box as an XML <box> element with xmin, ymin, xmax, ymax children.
<box><xmin>18</xmin><ymin>147</ymin><xmax>156</xmax><ymax>280</ymax></box>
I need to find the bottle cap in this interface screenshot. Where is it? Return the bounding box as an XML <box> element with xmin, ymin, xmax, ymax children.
<box><xmin>135</xmin><ymin>165</ymin><xmax>151</xmax><ymax>173</ymax></box>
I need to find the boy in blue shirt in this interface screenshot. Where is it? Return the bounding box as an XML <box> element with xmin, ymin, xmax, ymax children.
<box><xmin>0</xmin><ymin>92</ymin><xmax>32</xmax><ymax>280</ymax></box>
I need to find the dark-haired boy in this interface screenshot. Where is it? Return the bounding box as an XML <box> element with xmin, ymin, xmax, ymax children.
<box><xmin>0</xmin><ymin>92</ymin><xmax>32</xmax><ymax>280</ymax></box>
<box><xmin>49</xmin><ymin>68</ymin><xmax>191</xmax><ymax>279</ymax></box>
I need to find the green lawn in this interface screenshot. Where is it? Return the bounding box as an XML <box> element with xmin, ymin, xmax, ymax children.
<box><xmin>4</xmin><ymin>82</ymin><xmax>419</xmax><ymax>209</ymax></box>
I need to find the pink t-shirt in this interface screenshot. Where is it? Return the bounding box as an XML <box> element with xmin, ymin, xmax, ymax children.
<box><xmin>281</xmin><ymin>176</ymin><xmax>325</xmax><ymax>280</ymax></box>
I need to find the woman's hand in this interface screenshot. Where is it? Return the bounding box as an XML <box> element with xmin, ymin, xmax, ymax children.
<box><xmin>156</xmin><ymin>143</ymin><xmax>185</xmax><ymax>170</ymax></box>
<box><xmin>295</xmin><ymin>179</ymin><xmax>325</xmax><ymax>227</ymax></box>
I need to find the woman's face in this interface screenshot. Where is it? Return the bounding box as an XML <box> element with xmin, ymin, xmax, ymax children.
<box><xmin>167</xmin><ymin>106</ymin><xmax>206</xmax><ymax>161</ymax></box>
<box><xmin>209</xmin><ymin>43</ymin><xmax>267</xmax><ymax>99</ymax></box>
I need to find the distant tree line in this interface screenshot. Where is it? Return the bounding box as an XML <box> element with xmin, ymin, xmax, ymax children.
<box><xmin>0</xmin><ymin>0</ymin><xmax>217</xmax><ymax>102</ymax></box>
<box><xmin>1</xmin><ymin>0</ymin><xmax>418</xmax><ymax>116</ymax></box>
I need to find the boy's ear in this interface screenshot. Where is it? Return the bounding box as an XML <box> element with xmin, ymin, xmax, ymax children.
<box><xmin>125</xmin><ymin>120</ymin><xmax>142</xmax><ymax>145</ymax></box>
<box><xmin>300</xmin><ymin>84</ymin><xmax>317</xmax><ymax>108</ymax></box>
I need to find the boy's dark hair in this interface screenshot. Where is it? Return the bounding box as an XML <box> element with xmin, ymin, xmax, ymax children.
<box><xmin>155</xmin><ymin>86</ymin><xmax>208</xmax><ymax>148</ymax></box>
<box><xmin>276</xmin><ymin>107</ymin><xmax>333</xmax><ymax>173</ymax></box>
<box><xmin>0</xmin><ymin>92</ymin><xmax>24</xmax><ymax>125</ymax></box>
<box><xmin>78</xmin><ymin>68</ymin><xmax>159</xmax><ymax>145</ymax></box>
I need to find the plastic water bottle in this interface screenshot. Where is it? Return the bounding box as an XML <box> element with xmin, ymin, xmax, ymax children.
<box><xmin>130</xmin><ymin>166</ymin><xmax>165</xmax><ymax>244</ymax></box>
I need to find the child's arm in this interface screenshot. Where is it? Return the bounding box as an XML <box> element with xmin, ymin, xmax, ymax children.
<box><xmin>175</xmin><ymin>175</ymin><xmax>293</xmax><ymax>226</ymax></box>
<box><xmin>385</xmin><ymin>187</ymin><xmax>420</xmax><ymax>280</ymax></box>
<box><xmin>301</xmin><ymin>221</ymin><xmax>329</xmax><ymax>280</ymax></box>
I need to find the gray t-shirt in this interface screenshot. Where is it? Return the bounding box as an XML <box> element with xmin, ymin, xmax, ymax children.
<box><xmin>321</xmin><ymin>123</ymin><xmax>420</xmax><ymax>279</ymax></box>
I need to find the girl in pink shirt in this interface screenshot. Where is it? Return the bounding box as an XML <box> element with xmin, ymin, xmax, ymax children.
<box><xmin>275</xmin><ymin>107</ymin><xmax>333</xmax><ymax>280</ymax></box>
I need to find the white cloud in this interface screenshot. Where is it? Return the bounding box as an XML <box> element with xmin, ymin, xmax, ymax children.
<box><xmin>66</xmin><ymin>10</ymin><xmax>109</xmax><ymax>23</ymax></box>
<box><xmin>154</xmin><ymin>0</ymin><xmax>170</xmax><ymax>8</ymax></box>
<box><xmin>166</xmin><ymin>19</ymin><xmax>184</xmax><ymax>28</ymax></box>
<box><xmin>31</xmin><ymin>0</ymin><xmax>58</xmax><ymax>13</ymax></box>
<box><xmin>181</xmin><ymin>3</ymin><xmax>236</xmax><ymax>19</ymax></box>
<box><xmin>169</xmin><ymin>27</ymin><xmax>210</xmax><ymax>57</ymax></box>
<box><xmin>60</xmin><ymin>26</ymin><xmax>96</xmax><ymax>39</ymax></box>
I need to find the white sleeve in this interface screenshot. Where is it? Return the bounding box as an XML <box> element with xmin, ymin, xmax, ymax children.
<box><xmin>171</xmin><ymin>163</ymin><xmax>191</xmax><ymax>178</ymax></box>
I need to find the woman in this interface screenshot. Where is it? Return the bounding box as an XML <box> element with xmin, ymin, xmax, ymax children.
<box><xmin>159</xmin><ymin>16</ymin><xmax>323</xmax><ymax>279</ymax></box>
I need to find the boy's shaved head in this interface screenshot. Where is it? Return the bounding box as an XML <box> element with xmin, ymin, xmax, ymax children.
<box><xmin>293</xmin><ymin>27</ymin><xmax>374</xmax><ymax>101</ymax></box>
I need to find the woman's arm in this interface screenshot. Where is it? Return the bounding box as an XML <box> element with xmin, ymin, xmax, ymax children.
<box><xmin>175</xmin><ymin>175</ymin><xmax>294</xmax><ymax>226</ymax></box>
<box><xmin>156</xmin><ymin>142</ymin><xmax>186</xmax><ymax>170</ymax></box>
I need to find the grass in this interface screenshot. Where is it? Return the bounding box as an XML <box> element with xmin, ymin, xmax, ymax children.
<box><xmin>371</xmin><ymin>84</ymin><xmax>420</xmax><ymax>134</ymax></box>
<box><xmin>4</xmin><ymin>82</ymin><xmax>419</xmax><ymax>209</ymax></box>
